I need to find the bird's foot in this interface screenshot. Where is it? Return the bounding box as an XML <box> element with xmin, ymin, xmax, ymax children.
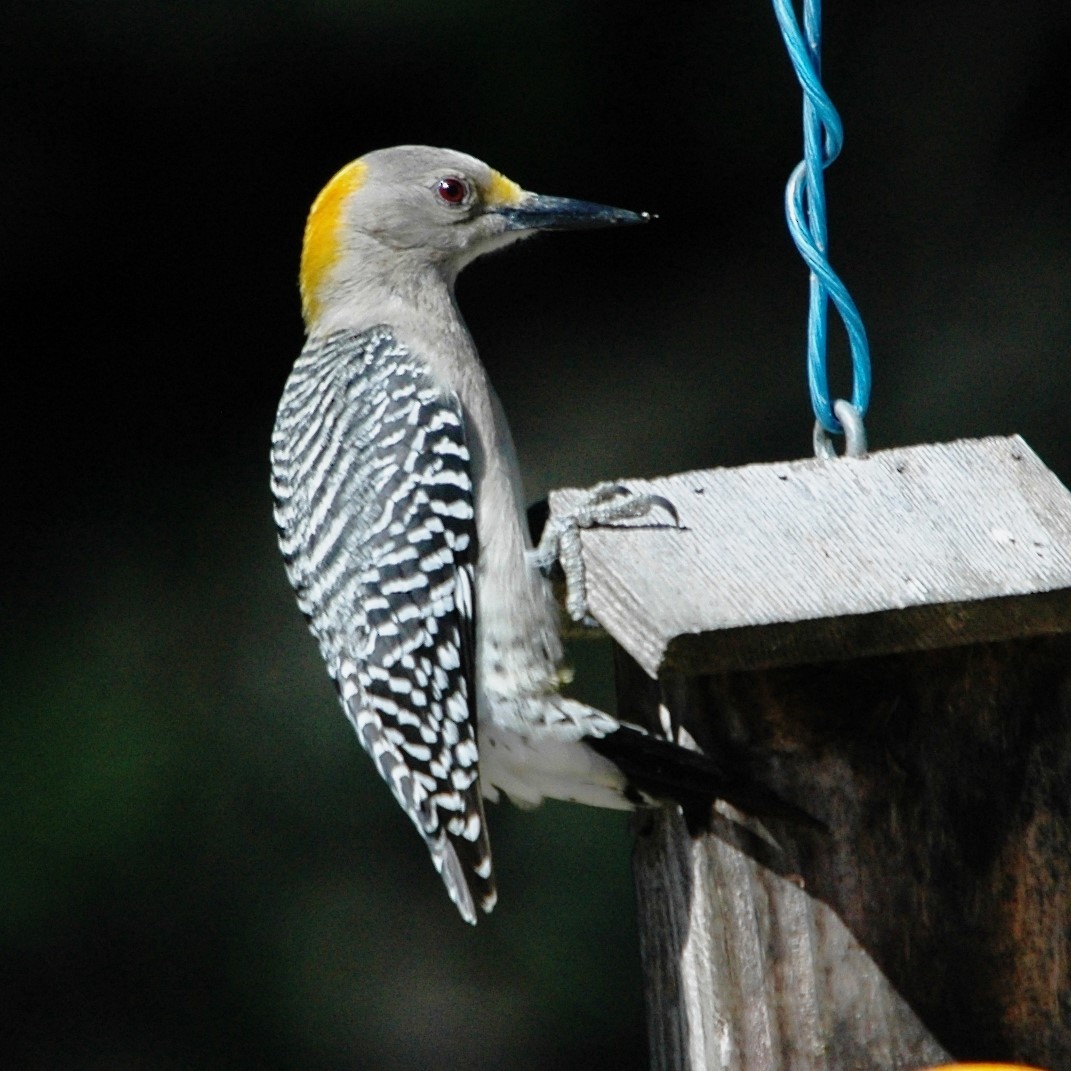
<box><xmin>528</xmin><ymin>482</ymin><xmax>679</xmax><ymax>625</ymax></box>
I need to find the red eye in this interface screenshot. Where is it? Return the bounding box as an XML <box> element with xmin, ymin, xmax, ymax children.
<box><xmin>436</xmin><ymin>177</ymin><xmax>469</xmax><ymax>205</ymax></box>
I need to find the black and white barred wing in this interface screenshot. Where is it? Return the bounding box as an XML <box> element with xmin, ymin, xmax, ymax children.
<box><xmin>272</xmin><ymin>327</ymin><xmax>494</xmax><ymax>923</ymax></box>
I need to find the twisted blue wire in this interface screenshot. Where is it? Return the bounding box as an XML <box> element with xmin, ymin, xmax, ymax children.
<box><xmin>773</xmin><ymin>0</ymin><xmax>871</xmax><ymax>437</ymax></box>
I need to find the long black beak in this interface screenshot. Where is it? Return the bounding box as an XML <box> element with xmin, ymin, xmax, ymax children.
<box><xmin>497</xmin><ymin>193</ymin><xmax>652</xmax><ymax>232</ymax></box>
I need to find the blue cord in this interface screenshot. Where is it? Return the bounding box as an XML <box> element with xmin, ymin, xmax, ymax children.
<box><xmin>773</xmin><ymin>0</ymin><xmax>871</xmax><ymax>442</ymax></box>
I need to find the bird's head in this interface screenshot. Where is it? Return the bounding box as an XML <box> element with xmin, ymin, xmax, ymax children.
<box><xmin>299</xmin><ymin>145</ymin><xmax>650</xmax><ymax>329</ymax></box>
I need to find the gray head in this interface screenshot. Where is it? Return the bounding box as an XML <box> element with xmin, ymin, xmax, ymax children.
<box><xmin>299</xmin><ymin>145</ymin><xmax>649</xmax><ymax>329</ymax></box>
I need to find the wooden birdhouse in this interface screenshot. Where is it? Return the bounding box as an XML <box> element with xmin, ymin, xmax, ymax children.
<box><xmin>551</xmin><ymin>435</ymin><xmax>1071</xmax><ymax>1071</ymax></box>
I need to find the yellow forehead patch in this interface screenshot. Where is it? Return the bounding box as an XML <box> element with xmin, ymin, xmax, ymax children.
<box><xmin>483</xmin><ymin>169</ymin><xmax>523</xmax><ymax>208</ymax></box>
<box><xmin>300</xmin><ymin>159</ymin><xmax>369</xmax><ymax>324</ymax></box>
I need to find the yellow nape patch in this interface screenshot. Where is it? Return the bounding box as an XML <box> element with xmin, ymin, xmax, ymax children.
<box><xmin>483</xmin><ymin>169</ymin><xmax>523</xmax><ymax>208</ymax></box>
<box><xmin>300</xmin><ymin>159</ymin><xmax>369</xmax><ymax>324</ymax></box>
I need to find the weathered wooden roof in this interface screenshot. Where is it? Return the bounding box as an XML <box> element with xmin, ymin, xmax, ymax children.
<box><xmin>551</xmin><ymin>435</ymin><xmax>1071</xmax><ymax>676</ymax></box>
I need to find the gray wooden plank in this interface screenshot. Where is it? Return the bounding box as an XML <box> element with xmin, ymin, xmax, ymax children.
<box><xmin>633</xmin><ymin>808</ymin><xmax>951</xmax><ymax>1071</ymax></box>
<box><xmin>551</xmin><ymin>436</ymin><xmax>1071</xmax><ymax>676</ymax></box>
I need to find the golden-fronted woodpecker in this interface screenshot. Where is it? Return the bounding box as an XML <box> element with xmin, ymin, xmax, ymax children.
<box><xmin>272</xmin><ymin>146</ymin><xmax>805</xmax><ymax>923</ymax></box>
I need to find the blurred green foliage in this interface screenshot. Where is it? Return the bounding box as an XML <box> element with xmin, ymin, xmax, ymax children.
<box><xmin>3</xmin><ymin>483</ymin><xmax>644</xmax><ymax>1068</ymax></box>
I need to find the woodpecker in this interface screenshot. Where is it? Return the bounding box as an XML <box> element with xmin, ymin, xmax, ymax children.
<box><xmin>272</xmin><ymin>146</ymin><xmax>807</xmax><ymax>923</ymax></box>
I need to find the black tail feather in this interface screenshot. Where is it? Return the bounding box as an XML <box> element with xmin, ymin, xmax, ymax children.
<box><xmin>587</xmin><ymin>724</ymin><xmax>825</xmax><ymax>835</ymax></box>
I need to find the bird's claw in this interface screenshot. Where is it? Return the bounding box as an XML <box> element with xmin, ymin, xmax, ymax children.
<box><xmin>530</xmin><ymin>482</ymin><xmax>681</xmax><ymax>624</ymax></box>
<box><xmin>644</xmin><ymin>493</ymin><xmax>680</xmax><ymax>529</ymax></box>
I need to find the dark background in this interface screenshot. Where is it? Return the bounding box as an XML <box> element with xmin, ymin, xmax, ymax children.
<box><xmin>5</xmin><ymin>2</ymin><xmax>1070</xmax><ymax>1068</ymax></box>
